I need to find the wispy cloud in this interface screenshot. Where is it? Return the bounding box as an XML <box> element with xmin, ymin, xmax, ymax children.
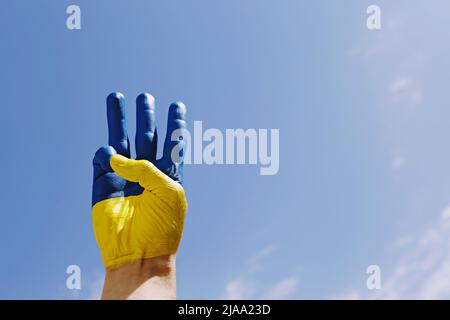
<box><xmin>389</xmin><ymin>77</ymin><xmax>412</xmax><ymax>94</ymax></box>
<box><xmin>264</xmin><ymin>276</ymin><xmax>299</xmax><ymax>300</ymax></box>
<box><xmin>392</xmin><ymin>234</ymin><xmax>413</xmax><ymax>249</ymax></box>
<box><xmin>223</xmin><ymin>279</ymin><xmax>255</xmax><ymax>300</ymax></box>
<box><xmin>441</xmin><ymin>206</ymin><xmax>450</xmax><ymax>220</ymax></box>
<box><xmin>338</xmin><ymin>206</ymin><xmax>450</xmax><ymax>299</ymax></box>
<box><xmin>221</xmin><ymin>245</ymin><xmax>299</xmax><ymax>299</ymax></box>
<box><xmin>388</xmin><ymin>76</ymin><xmax>424</xmax><ymax>107</ymax></box>
<box><xmin>391</xmin><ymin>156</ymin><xmax>407</xmax><ymax>169</ymax></box>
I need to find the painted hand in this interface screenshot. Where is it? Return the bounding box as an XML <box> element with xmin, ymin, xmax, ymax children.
<box><xmin>92</xmin><ymin>92</ymin><xmax>188</xmax><ymax>269</ymax></box>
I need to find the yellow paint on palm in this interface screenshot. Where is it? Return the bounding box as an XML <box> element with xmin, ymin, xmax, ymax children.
<box><xmin>92</xmin><ymin>155</ymin><xmax>187</xmax><ymax>268</ymax></box>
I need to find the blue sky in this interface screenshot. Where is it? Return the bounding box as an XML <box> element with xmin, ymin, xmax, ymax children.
<box><xmin>1</xmin><ymin>0</ymin><xmax>450</xmax><ymax>299</ymax></box>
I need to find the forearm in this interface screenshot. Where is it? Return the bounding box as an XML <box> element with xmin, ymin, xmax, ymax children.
<box><xmin>101</xmin><ymin>254</ymin><xmax>176</xmax><ymax>300</ymax></box>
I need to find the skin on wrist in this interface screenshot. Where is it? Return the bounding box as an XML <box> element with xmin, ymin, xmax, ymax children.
<box><xmin>101</xmin><ymin>254</ymin><xmax>176</xmax><ymax>300</ymax></box>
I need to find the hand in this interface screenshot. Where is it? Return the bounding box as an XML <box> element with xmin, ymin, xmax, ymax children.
<box><xmin>91</xmin><ymin>92</ymin><xmax>188</xmax><ymax>298</ymax></box>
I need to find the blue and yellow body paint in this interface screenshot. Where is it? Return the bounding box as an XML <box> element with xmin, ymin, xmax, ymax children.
<box><xmin>92</xmin><ymin>93</ymin><xmax>187</xmax><ymax>269</ymax></box>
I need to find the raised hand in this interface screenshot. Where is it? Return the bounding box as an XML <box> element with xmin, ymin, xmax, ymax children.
<box><xmin>92</xmin><ymin>92</ymin><xmax>187</xmax><ymax>269</ymax></box>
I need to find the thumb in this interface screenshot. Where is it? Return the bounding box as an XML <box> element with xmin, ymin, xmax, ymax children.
<box><xmin>109</xmin><ymin>154</ymin><xmax>169</xmax><ymax>190</ymax></box>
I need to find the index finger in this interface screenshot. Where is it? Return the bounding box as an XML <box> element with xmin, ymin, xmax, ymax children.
<box><xmin>107</xmin><ymin>92</ymin><xmax>130</xmax><ymax>157</ymax></box>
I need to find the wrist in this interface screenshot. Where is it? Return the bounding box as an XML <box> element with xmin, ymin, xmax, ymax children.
<box><xmin>101</xmin><ymin>254</ymin><xmax>176</xmax><ymax>300</ymax></box>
